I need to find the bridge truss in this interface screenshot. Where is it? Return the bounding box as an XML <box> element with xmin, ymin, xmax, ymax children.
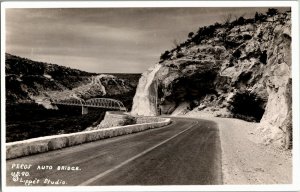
<box><xmin>52</xmin><ymin>98</ymin><xmax>127</xmax><ymax>113</ymax></box>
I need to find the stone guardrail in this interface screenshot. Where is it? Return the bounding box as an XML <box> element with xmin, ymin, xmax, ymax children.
<box><xmin>6</xmin><ymin>117</ymin><xmax>171</xmax><ymax>160</ymax></box>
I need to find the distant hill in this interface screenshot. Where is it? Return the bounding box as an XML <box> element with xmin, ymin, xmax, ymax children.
<box><xmin>5</xmin><ymin>53</ymin><xmax>141</xmax><ymax>109</ymax></box>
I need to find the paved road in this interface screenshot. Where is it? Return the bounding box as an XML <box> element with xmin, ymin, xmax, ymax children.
<box><xmin>6</xmin><ymin>117</ymin><xmax>222</xmax><ymax>186</ymax></box>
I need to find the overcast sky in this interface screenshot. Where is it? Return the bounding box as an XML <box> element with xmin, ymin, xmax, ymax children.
<box><xmin>6</xmin><ymin>7</ymin><xmax>289</xmax><ymax>73</ymax></box>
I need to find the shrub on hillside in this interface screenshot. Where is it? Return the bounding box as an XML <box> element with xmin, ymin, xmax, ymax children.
<box><xmin>188</xmin><ymin>32</ymin><xmax>194</xmax><ymax>39</ymax></box>
<box><xmin>214</xmin><ymin>22</ymin><xmax>222</xmax><ymax>28</ymax></box>
<box><xmin>231</xmin><ymin>16</ymin><xmax>246</xmax><ymax>26</ymax></box>
<box><xmin>266</xmin><ymin>8</ymin><xmax>279</xmax><ymax>17</ymax></box>
<box><xmin>191</xmin><ymin>25</ymin><xmax>217</xmax><ymax>45</ymax></box>
<box><xmin>160</xmin><ymin>50</ymin><xmax>171</xmax><ymax>61</ymax></box>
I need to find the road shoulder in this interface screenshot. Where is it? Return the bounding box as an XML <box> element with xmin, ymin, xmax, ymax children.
<box><xmin>183</xmin><ymin>113</ymin><xmax>292</xmax><ymax>184</ymax></box>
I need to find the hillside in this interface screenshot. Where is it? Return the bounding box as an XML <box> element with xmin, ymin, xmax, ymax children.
<box><xmin>5</xmin><ymin>53</ymin><xmax>140</xmax><ymax>109</ymax></box>
<box><xmin>5</xmin><ymin>54</ymin><xmax>141</xmax><ymax>142</ymax></box>
<box><xmin>131</xmin><ymin>9</ymin><xmax>292</xmax><ymax>148</ymax></box>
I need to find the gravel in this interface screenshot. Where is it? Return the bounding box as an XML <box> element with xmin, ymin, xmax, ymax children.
<box><xmin>182</xmin><ymin>112</ymin><xmax>292</xmax><ymax>184</ymax></box>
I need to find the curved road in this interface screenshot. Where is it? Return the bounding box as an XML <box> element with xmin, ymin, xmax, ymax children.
<box><xmin>6</xmin><ymin>117</ymin><xmax>222</xmax><ymax>186</ymax></box>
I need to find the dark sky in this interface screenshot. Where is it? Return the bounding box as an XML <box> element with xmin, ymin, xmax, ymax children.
<box><xmin>5</xmin><ymin>7</ymin><xmax>289</xmax><ymax>73</ymax></box>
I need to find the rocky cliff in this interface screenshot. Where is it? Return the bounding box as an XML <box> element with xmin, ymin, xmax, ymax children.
<box><xmin>131</xmin><ymin>9</ymin><xmax>292</xmax><ymax>148</ymax></box>
<box><xmin>6</xmin><ymin>54</ymin><xmax>140</xmax><ymax>109</ymax></box>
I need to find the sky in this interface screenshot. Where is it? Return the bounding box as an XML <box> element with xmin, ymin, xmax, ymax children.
<box><xmin>5</xmin><ymin>7</ymin><xmax>289</xmax><ymax>73</ymax></box>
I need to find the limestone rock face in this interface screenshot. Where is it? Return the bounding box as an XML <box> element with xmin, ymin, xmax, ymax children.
<box><xmin>131</xmin><ymin>64</ymin><xmax>162</xmax><ymax>116</ymax></box>
<box><xmin>258</xmin><ymin>24</ymin><xmax>292</xmax><ymax>147</ymax></box>
<box><xmin>132</xmin><ymin>11</ymin><xmax>292</xmax><ymax>147</ymax></box>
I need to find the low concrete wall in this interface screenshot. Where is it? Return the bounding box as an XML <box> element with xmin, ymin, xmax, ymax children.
<box><xmin>6</xmin><ymin>117</ymin><xmax>171</xmax><ymax>160</ymax></box>
<box><xmin>90</xmin><ymin>111</ymin><xmax>136</xmax><ymax>129</ymax></box>
<box><xmin>136</xmin><ymin>116</ymin><xmax>169</xmax><ymax>124</ymax></box>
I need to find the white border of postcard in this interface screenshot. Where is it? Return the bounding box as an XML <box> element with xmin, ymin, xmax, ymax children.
<box><xmin>1</xmin><ymin>1</ymin><xmax>299</xmax><ymax>192</ymax></box>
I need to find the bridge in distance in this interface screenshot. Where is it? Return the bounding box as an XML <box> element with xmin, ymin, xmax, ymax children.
<box><xmin>52</xmin><ymin>98</ymin><xmax>127</xmax><ymax>114</ymax></box>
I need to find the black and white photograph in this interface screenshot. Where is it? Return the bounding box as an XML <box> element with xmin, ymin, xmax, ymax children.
<box><xmin>1</xmin><ymin>1</ymin><xmax>299</xmax><ymax>191</ymax></box>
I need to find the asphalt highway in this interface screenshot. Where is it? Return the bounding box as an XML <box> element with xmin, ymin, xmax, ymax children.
<box><xmin>6</xmin><ymin>117</ymin><xmax>222</xmax><ymax>186</ymax></box>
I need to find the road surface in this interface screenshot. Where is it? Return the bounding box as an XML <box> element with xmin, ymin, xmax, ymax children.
<box><xmin>6</xmin><ymin>117</ymin><xmax>222</xmax><ymax>186</ymax></box>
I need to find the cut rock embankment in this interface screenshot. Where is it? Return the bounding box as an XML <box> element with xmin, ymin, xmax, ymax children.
<box><xmin>131</xmin><ymin>10</ymin><xmax>292</xmax><ymax>149</ymax></box>
<box><xmin>6</xmin><ymin>115</ymin><xmax>171</xmax><ymax>159</ymax></box>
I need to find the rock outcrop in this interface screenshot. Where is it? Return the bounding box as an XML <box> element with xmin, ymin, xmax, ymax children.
<box><xmin>86</xmin><ymin>112</ymin><xmax>136</xmax><ymax>130</ymax></box>
<box><xmin>131</xmin><ymin>10</ymin><xmax>292</xmax><ymax>148</ymax></box>
<box><xmin>131</xmin><ymin>64</ymin><xmax>162</xmax><ymax>116</ymax></box>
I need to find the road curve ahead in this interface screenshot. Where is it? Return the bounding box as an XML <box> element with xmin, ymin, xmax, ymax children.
<box><xmin>6</xmin><ymin>117</ymin><xmax>222</xmax><ymax>186</ymax></box>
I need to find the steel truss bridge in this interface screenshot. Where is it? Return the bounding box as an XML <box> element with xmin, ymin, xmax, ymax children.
<box><xmin>52</xmin><ymin>98</ymin><xmax>127</xmax><ymax>114</ymax></box>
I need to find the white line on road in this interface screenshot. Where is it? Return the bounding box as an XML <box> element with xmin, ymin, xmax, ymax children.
<box><xmin>78</xmin><ymin>120</ymin><xmax>198</xmax><ymax>186</ymax></box>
